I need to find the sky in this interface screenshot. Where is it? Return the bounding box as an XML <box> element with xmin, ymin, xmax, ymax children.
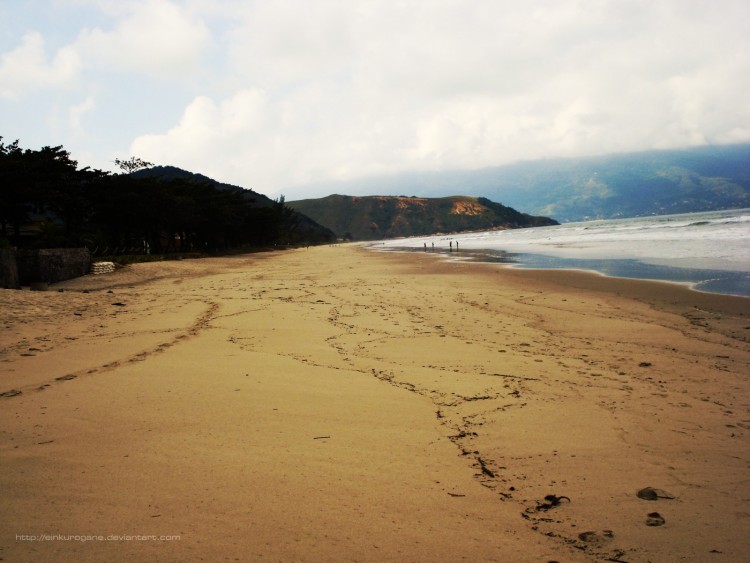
<box><xmin>2</xmin><ymin>0</ymin><xmax>749</xmax><ymax>199</ymax></box>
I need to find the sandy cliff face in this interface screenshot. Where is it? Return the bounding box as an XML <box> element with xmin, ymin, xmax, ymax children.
<box><xmin>450</xmin><ymin>200</ymin><xmax>486</xmax><ymax>215</ymax></box>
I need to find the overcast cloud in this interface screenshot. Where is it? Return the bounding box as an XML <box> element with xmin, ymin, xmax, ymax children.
<box><xmin>1</xmin><ymin>0</ymin><xmax>749</xmax><ymax>197</ymax></box>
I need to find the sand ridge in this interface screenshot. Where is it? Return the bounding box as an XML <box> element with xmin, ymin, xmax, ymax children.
<box><xmin>1</xmin><ymin>245</ymin><xmax>749</xmax><ymax>561</ymax></box>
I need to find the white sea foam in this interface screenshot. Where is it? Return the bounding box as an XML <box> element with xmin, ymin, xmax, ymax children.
<box><xmin>374</xmin><ymin>208</ymin><xmax>750</xmax><ymax>296</ymax></box>
<box><xmin>380</xmin><ymin>208</ymin><xmax>750</xmax><ymax>273</ymax></box>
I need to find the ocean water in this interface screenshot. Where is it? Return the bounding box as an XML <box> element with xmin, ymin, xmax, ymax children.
<box><xmin>374</xmin><ymin>208</ymin><xmax>750</xmax><ymax>297</ymax></box>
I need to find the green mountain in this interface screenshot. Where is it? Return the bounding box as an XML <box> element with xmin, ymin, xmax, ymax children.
<box><xmin>287</xmin><ymin>194</ymin><xmax>558</xmax><ymax>241</ymax></box>
<box><xmin>0</xmin><ymin>133</ymin><xmax>338</xmax><ymax>253</ymax></box>
<box><xmin>285</xmin><ymin>144</ymin><xmax>750</xmax><ymax>222</ymax></box>
<box><xmin>133</xmin><ymin>165</ymin><xmax>275</xmax><ymax>206</ymax></box>
<box><xmin>133</xmin><ymin>166</ymin><xmax>336</xmax><ymax>244</ymax></box>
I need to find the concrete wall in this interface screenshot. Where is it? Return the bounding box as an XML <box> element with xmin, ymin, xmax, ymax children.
<box><xmin>16</xmin><ymin>248</ymin><xmax>91</xmax><ymax>285</ymax></box>
<box><xmin>0</xmin><ymin>249</ymin><xmax>20</xmax><ymax>289</ymax></box>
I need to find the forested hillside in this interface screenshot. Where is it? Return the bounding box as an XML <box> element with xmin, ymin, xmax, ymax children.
<box><xmin>288</xmin><ymin>194</ymin><xmax>557</xmax><ymax>241</ymax></box>
<box><xmin>0</xmin><ymin>138</ymin><xmax>334</xmax><ymax>254</ymax></box>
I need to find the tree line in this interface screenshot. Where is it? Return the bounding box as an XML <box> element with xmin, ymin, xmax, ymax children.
<box><xmin>0</xmin><ymin>137</ymin><xmax>332</xmax><ymax>255</ymax></box>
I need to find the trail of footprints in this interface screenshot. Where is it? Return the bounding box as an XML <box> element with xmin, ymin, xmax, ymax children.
<box><xmin>7</xmin><ymin>266</ymin><xmax>743</xmax><ymax>561</ymax></box>
<box><xmin>304</xmin><ymin>282</ymin><xmax>693</xmax><ymax>561</ymax></box>
<box><xmin>1</xmin><ymin>299</ymin><xmax>219</xmax><ymax>398</ymax></box>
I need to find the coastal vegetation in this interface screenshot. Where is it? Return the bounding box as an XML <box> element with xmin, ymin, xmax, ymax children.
<box><xmin>0</xmin><ymin>137</ymin><xmax>335</xmax><ymax>256</ymax></box>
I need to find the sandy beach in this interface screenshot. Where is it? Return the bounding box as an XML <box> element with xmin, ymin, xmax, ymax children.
<box><xmin>1</xmin><ymin>245</ymin><xmax>749</xmax><ymax>562</ymax></box>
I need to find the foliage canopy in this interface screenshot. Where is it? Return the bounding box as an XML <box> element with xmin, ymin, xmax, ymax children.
<box><xmin>0</xmin><ymin>137</ymin><xmax>333</xmax><ymax>253</ymax></box>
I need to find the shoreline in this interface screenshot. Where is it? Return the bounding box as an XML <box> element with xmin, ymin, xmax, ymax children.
<box><xmin>2</xmin><ymin>245</ymin><xmax>749</xmax><ymax>561</ymax></box>
<box><xmin>372</xmin><ymin>243</ymin><xmax>750</xmax><ymax>298</ymax></box>
<box><xmin>371</xmin><ymin>245</ymin><xmax>750</xmax><ymax>344</ymax></box>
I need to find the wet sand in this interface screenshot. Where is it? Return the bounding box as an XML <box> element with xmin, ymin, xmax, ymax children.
<box><xmin>1</xmin><ymin>245</ymin><xmax>749</xmax><ymax>562</ymax></box>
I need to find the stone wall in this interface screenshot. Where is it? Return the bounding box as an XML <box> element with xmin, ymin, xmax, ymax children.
<box><xmin>91</xmin><ymin>261</ymin><xmax>116</xmax><ymax>275</ymax></box>
<box><xmin>16</xmin><ymin>248</ymin><xmax>91</xmax><ymax>285</ymax></box>
<box><xmin>0</xmin><ymin>249</ymin><xmax>20</xmax><ymax>289</ymax></box>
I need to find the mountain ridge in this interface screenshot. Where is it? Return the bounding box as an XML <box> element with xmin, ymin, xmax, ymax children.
<box><xmin>132</xmin><ymin>165</ymin><xmax>275</xmax><ymax>206</ymax></box>
<box><xmin>287</xmin><ymin>194</ymin><xmax>557</xmax><ymax>241</ymax></box>
<box><xmin>132</xmin><ymin>165</ymin><xmax>336</xmax><ymax>243</ymax></box>
<box><xmin>285</xmin><ymin>144</ymin><xmax>750</xmax><ymax>222</ymax></box>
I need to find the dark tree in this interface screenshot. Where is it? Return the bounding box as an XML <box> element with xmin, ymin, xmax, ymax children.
<box><xmin>114</xmin><ymin>156</ymin><xmax>154</xmax><ymax>174</ymax></box>
<box><xmin>0</xmin><ymin>138</ymin><xmax>26</xmax><ymax>245</ymax></box>
<box><xmin>0</xmin><ymin>137</ymin><xmax>333</xmax><ymax>254</ymax></box>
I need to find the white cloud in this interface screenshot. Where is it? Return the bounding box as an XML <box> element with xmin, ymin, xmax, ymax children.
<box><xmin>76</xmin><ymin>0</ymin><xmax>212</xmax><ymax>76</ymax></box>
<box><xmin>0</xmin><ymin>0</ymin><xmax>212</xmax><ymax>103</ymax></box>
<box><xmin>69</xmin><ymin>95</ymin><xmax>97</xmax><ymax>134</ymax></box>
<box><xmin>130</xmin><ymin>89</ymin><xmax>277</xmax><ymax>185</ymax></box>
<box><xmin>4</xmin><ymin>0</ymin><xmax>750</xmax><ymax>192</ymax></box>
<box><xmin>123</xmin><ymin>0</ymin><xmax>749</xmax><ymax>195</ymax></box>
<box><xmin>0</xmin><ymin>32</ymin><xmax>81</xmax><ymax>99</ymax></box>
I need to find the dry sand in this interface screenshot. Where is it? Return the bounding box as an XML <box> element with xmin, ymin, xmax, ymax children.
<box><xmin>1</xmin><ymin>245</ymin><xmax>749</xmax><ymax>562</ymax></box>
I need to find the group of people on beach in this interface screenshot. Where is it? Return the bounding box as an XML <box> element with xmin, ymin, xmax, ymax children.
<box><xmin>423</xmin><ymin>240</ymin><xmax>459</xmax><ymax>251</ymax></box>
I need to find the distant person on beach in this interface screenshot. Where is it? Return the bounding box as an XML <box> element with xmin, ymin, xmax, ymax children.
<box><xmin>424</xmin><ymin>243</ymin><xmax>427</xmax><ymax>251</ymax></box>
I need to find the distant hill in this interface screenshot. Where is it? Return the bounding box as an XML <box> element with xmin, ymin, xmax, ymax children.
<box><xmin>133</xmin><ymin>165</ymin><xmax>275</xmax><ymax>206</ymax></box>
<box><xmin>133</xmin><ymin>166</ymin><xmax>336</xmax><ymax>243</ymax></box>
<box><xmin>287</xmin><ymin>195</ymin><xmax>558</xmax><ymax>241</ymax></box>
<box><xmin>285</xmin><ymin>144</ymin><xmax>750</xmax><ymax>222</ymax></box>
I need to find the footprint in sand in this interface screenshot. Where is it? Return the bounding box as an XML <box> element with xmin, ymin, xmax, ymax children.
<box><xmin>55</xmin><ymin>374</ymin><xmax>77</xmax><ymax>381</ymax></box>
<box><xmin>527</xmin><ymin>494</ymin><xmax>571</xmax><ymax>513</ymax></box>
<box><xmin>646</xmin><ymin>512</ymin><xmax>666</xmax><ymax>526</ymax></box>
<box><xmin>578</xmin><ymin>530</ymin><xmax>614</xmax><ymax>544</ymax></box>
